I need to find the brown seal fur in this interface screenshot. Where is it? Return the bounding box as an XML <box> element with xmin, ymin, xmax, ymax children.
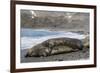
<box><xmin>25</xmin><ymin>37</ymin><xmax>83</xmax><ymax>57</ymax></box>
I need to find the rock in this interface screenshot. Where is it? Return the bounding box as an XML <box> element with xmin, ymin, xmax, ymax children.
<box><xmin>56</xmin><ymin>59</ymin><xmax>64</xmax><ymax>61</ymax></box>
<box><xmin>82</xmin><ymin>35</ymin><xmax>89</xmax><ymax>48</ymax></box>
<box><xmin>25</xmin><ymin>37</ymin><xmax>83</xmax><ymax>57</ymax></box>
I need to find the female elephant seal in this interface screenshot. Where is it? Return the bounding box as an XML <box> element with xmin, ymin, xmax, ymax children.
<box><xmin>25</xmin><ymin>37</ymin><xmax>84</xmax><ymax>57</ymax></box>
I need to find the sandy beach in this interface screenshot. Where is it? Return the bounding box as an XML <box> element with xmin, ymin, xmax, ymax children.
<box><xmin>21</xmin><ymin>47</ymin><xmax>89</xmax><ymax>63</ymax></box>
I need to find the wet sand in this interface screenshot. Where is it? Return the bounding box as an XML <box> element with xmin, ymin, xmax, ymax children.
<box><xmin>21</xmin><ymin>48</ymin><xmax>89</xmax><ymax>63</ymax></box>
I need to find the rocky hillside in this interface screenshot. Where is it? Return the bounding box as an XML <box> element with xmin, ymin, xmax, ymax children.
<box><xmin>21</xmin><ymin>10</ymin><xmax>89</xmax><ymax>32</ymax></box>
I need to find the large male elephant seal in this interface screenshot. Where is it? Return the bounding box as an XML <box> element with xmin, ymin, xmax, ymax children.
<box><xmin>25</xmin><ymin>37</ymin><xmax>84</xmax><ymax>57</ymax></box>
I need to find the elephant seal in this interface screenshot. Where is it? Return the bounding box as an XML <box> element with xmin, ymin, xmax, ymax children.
<box><xmin>25</xmin><ymin>37</ymin><xmax>83</xmax><ymax>57</ymax></box>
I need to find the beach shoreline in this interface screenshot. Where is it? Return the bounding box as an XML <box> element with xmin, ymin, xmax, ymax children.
<box><xmin>21</xmin><ymin>28</ymin><xmax>89</xmax><ymax>63</ymax></box>
<box><xmin>20</xmin><ymin>10</ymin><xmax>90</xmax><ymax>63</ymax></box>
<box><xmin>21</xmin><ymin>47</ymin><xmax>89</xmax><ymax>63</ymax></box>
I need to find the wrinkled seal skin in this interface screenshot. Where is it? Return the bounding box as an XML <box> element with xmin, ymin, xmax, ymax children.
<box><xmin>25</xmin><ymin>37</ymin><xmax>84</xmax><ymax>57</ymax></box>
